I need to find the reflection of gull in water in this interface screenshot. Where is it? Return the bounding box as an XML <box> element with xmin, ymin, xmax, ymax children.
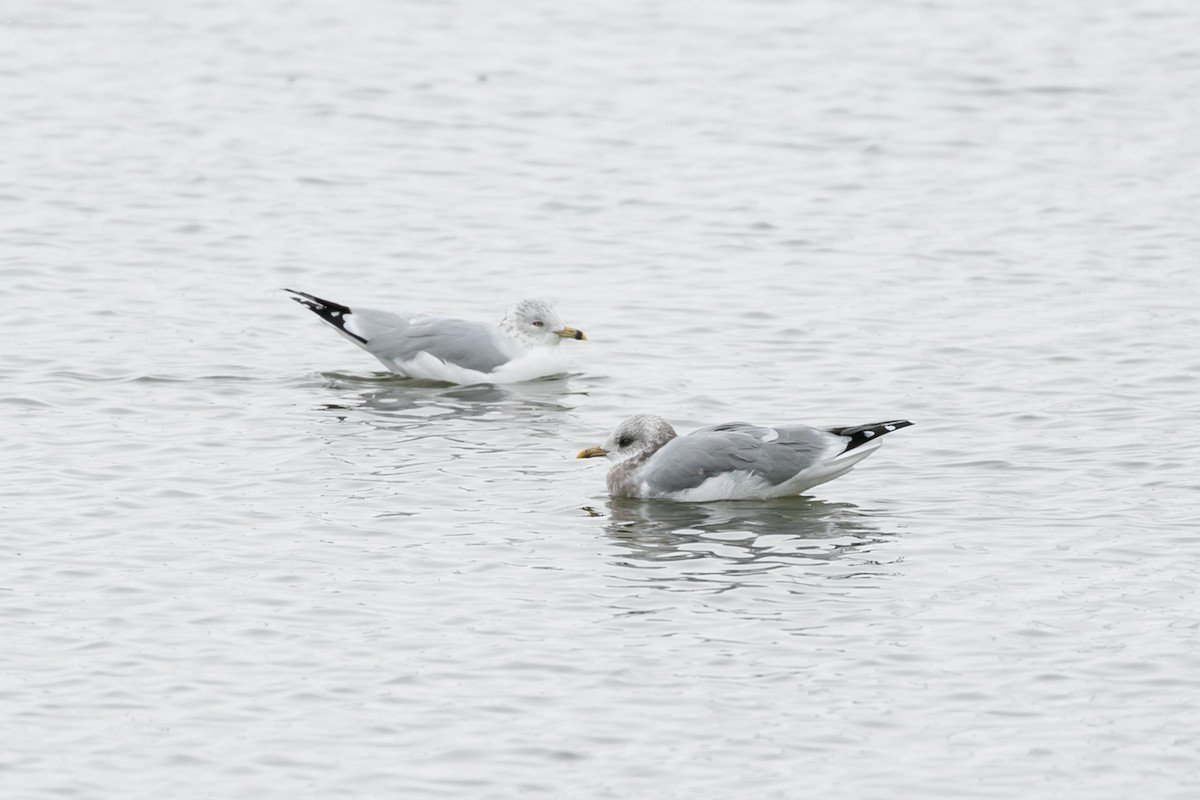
<box><xmin>305</xmin><ymin>374</ymin><xmax>581</xmax><ymax>490</ymax></box>
<box><xmin>313</xmin><ymin>372</ymin><xmax>577</xmax><ymax>426</ymax></box>
<box><xmin>600</xmin><ymin>497</ymin><xmax>898</xmax><ymax>595</ymax></box>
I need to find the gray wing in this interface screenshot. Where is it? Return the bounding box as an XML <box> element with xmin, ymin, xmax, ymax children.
<box><xmin>641</xmin><ymin>423</ymin><xmax>833</xmax><ymax>494</ymax></box>
<box><xmin>287</xmin><ymin>290</ymin><xmax>512</xmax><ymax>373</ymax></box>
<box><xmin>363</xmin><ymin>314</ymin><xmax>511</xmax><ymax>373</ymax></box>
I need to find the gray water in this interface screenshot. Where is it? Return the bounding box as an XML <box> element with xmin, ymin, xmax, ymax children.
<box><xmin>4</xmin><ymin>0</ymin><xmax>1200</xmax><ymax>797</ymax></box>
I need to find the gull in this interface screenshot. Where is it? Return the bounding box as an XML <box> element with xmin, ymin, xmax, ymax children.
<box><xmin>577</xmin><ymin>414</ymin><xmax>913</xmax><ymax>501</ymax></box>
<box><xmin>284</xmin><ymin>289</ymin><xmax>586</xmax><ymax>384</ymax></box>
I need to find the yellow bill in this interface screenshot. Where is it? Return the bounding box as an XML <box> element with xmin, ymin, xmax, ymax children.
<box><xmin>556</xmin><ymin>327</ymin><xmax>587</xmax><ymax>340</ymax></box>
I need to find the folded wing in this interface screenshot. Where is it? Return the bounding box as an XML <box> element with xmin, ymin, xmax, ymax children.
<box><xmin>368</xmin><ymin>317</ymin><xmax>511</xmax><ymax>374</ymax></box>
<box><xmin>641</xmin><ymin>423</ymin><xmax>834</xmax><ymax>495</ymax></box>
<box><xmin>286</xmin><ymin>289</ymin><xmax>511</xmax><ymax>374</ymax></box>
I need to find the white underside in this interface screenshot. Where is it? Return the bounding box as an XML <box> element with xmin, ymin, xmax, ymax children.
<box><xmin>381</xmin><ymin>348</ymin><xmax>569</xmax><ymax>385</ymax></box>
<box><xmin>651</xmin><ymin>440</ymin><xmax>884</xmax><ymax>502</ymax></box>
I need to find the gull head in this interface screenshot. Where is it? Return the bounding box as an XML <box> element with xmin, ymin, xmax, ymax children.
<box><xmin>577</xmin><ymin>414</ymin><xmax>678</xmax><ymax>463</ymax></box>
<box><xmin>501</xmin><ymin>299</ymin><xmax>586</xmax><ymax>347</ymax></box>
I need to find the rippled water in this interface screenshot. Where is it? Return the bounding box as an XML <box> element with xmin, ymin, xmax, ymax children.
<box><xmin>5</xmin><ymin>0</ymin><xmax>1200</xmax><ymax>797</ymax></box>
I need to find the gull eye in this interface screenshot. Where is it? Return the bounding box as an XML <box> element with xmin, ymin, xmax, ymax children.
<box><xmin>533</xmin><ymin>321</ymin><xmax>544</xmax><ymax>327</ymax></box>
<box><xmin>617</xmin><ymin>436</ymin><xmax>633</xmax><ymax>449</ymax></box>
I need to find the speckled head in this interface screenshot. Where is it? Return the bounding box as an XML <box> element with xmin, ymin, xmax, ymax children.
<box><xmin>500</xmin><ymin>299</ymin><xmax>586</xmax><ymax>347</ymax></box>
<box><xmin>579</xmin><ymin>414</ymin><xmax>678</xmax><ymax>464</ymax></box>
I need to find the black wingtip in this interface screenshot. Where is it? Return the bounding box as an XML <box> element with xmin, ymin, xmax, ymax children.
<box><xmin>827</xmin><ymin>419</ymin><xmax>913</xmax><ymax>453</ymax></box>
<box><xmin>283</xmin><ymin>288</ymin><xmax>367</xmax><ymax>344</ymax></box>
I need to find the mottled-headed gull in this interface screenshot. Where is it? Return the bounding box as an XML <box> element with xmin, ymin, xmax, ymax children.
<box><xmin>285</xmin><ymin>289</ymin><xmax>586</xmax><ymax>384</ymax></box>
<box><xmin>577</xmin><ymin>414</ymin><xmax>913</xmax><ymax>501</ymax></box>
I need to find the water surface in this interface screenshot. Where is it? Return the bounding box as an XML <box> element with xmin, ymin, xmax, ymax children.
<box><xmin>4</xmin><ymin>0</ymin><xmax>1200</xmax><ymax>797</ymax></box>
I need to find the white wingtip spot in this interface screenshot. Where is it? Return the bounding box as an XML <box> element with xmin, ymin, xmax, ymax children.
<box><xmin>863</xmin><ymin>430</ymin><xmax>876</xmax><ymax>437</ymax></box>
<box><xmin>884</xmin><ymin>424</ymin><xmax>895</xmax><ymax>431</ymax></box>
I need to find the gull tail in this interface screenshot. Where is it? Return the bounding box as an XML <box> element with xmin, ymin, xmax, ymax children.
<box><xmin>284</xmin><ymin>288</ymin><xmax>368</xmax><ymax>345</ymax></box>
<box><xmin>826</xmin><ymin>419</ymin><xmax>914</xmax><ymax>453</ymax></box>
